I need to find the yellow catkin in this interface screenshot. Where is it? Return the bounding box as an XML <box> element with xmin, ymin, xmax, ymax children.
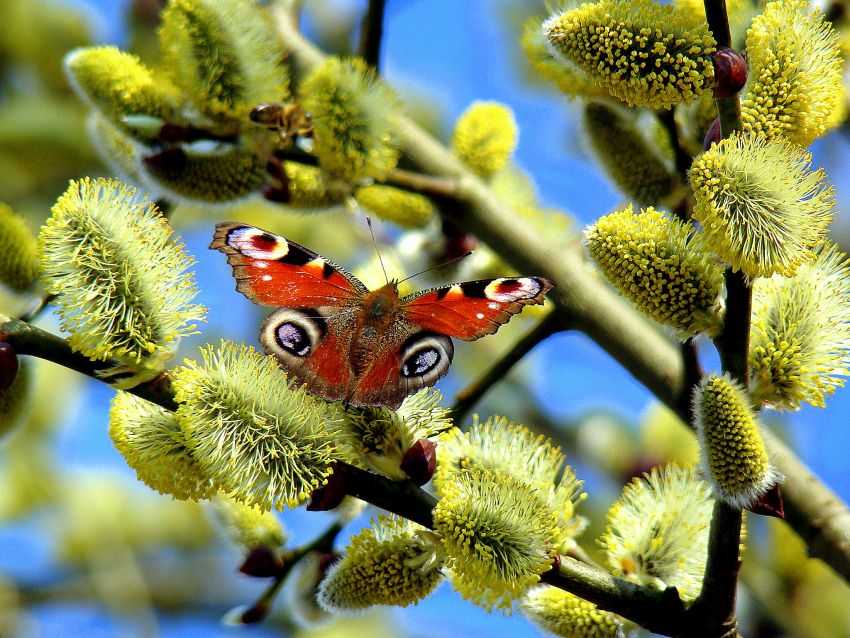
<box><xmin>544</xmin><ymin>0</ymin><xmax>715</xmax><ymax>109</ymax></box>
<box><xmin>693</xmin><ymin>375</ymin><xmax>779</xmax><ymax>508</ymax></box>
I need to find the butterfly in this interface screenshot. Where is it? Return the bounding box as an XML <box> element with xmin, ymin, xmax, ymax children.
<box><xmin>211</xmin><ymin>222</ymin><xmax>554</xmax><ymax>409</ymax></box>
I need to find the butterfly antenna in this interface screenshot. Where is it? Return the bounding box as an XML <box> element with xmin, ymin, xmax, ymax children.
<box><xmin>397</xmin><ymin>250</ymin><xmax>474</xmax><ymax>285</ymax></box>
<box><xmin>366</xmin><ymin>216</ymin><xmax>391</xmax><ymax>285</ymax></box>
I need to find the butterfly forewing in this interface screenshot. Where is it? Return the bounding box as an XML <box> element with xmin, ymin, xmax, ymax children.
<box><xmin>210</xmin><ymin>222</ymin><xmax>368</xmax><ymax>306</ymax></box>
<box><xmin>401</xmin><ymin>277</ymin><xmax>554</xmax><ymax>340</ymax></box>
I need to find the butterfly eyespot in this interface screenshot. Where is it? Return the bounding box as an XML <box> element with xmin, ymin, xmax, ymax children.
<box><xmin>400</xmin><ymin>333</ymin><xmax>454</xmax><ymax>381</ymax></box>
<box><xmin>260</xmin><ymin>308</ymin><xmax>327</xmax><ymax>362</ymax></box>
<box><xmin>276</xmin><ymin>322</ymin><xmax>312</xmax><ymax>356</ymax></box>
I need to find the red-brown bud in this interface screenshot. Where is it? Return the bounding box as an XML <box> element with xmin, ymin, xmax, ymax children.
<box><xmin>712</xmin><ymin>47</ymin><xmax>748</xmax><ymax>99</ymax></box>
<box><xmin>400</xmin><ymin>439</ymin><xmax>437</xmax><ymax>486</ymax></box>
<box><xmin>703</xmin><ymin>118</ymin><xmax>722</xmax><ymax>151</ymax></box>
<box><xmin>260</xmin><ymin>183</ymin><xmax>290</xmax><ymax>204</ymax></box>
<box><xmin>239</xmin><ymin>602</ymin><xmax>269</xmax><ymax>624</ymax></box>
<box><xmin>0</xmin><ymin>342</ymin><xmax>18</xmax><ymax>395</ymax></box>
<box><xmin>239</xmin><ymin>545</ymin><xmax>284</xmax><ymax>578</ymax></box>
<box><xmin>746</xmin><ymin>484</ymin><xmax>784</xmax><ymax>519</ymax></box>
<box><xmin>307</xmin><ymin>467</ymin><xmax>347</xmax><ymax>511</ymax></box>
<box><xmin>143</xmin><ymin>147</ymin><xmax>187</xmax><ymax>174</ymax></box>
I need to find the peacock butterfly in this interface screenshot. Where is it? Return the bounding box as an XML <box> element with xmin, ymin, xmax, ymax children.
<box><xmin>211</xmin><ymin>222</ymin><xmax>554</xmax><ymax>409</ymax></box>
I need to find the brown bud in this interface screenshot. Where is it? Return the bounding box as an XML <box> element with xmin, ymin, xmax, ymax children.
<box><xmin>157</xmin><ymin>123</ymin><xmax>192</xmax><ymax>143</ymax></box>
<box><xmin>746</xmin><ymin>484</ymin><xmax>784</xmax><ymax>519</ymax></box>
<box><xmin>703</xmin><ymin>118</ymin><xmax>722</xmax><ymax>151</ymax></box>
<box><xmin>143</xmin><ymin>147</ymin><xmax>187</xmax><ymax>175</ymax></box>
<box><xmin>239</xmin><ymin>602</ymin><xmax>269</xmax><ymax>624</ymax></box>
<box><xmin>260</xmin><ymin>183</ymin><xmax>291</xmax><ymax>204</ymax></box>
<box><xmin>307</xmin><ymin>467</ymin><xmax>347</xmax><ymax>511</ymax></box>
<box><xmin>712</xmin><ymin>47</ymin><xmax>747</xmax><ymax>99</ymax></box>
<box><xmin>400</xmin><ymin>439</ymin><xmax>437</xmax><ymax>486</ymax></box>
<box><xmin>265</xmin><ymin>155</ymin><xmax>287</xmax><ymax>183</ymax></box>
<box><xmin>0</xmin><ymin>342</ymin><xmax>18</xmax><ymax>395</ymax></box>
<box><xmin>239</xmin><ymin>546</ymin><xmax>284</xmax><ymax>578</ymax></box>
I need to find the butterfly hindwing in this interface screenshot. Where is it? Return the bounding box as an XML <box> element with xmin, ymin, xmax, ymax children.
<box><xmin>258</xmin><ymin>305</ymin><xmax>359</xmax><ymax>402</ymax></box>
<box><xmin>349</xmin><ymin>330</ymin><xmax>455</xmax><ymax>409</ymax></box>
<box><xmin>210</xmin><ymin>222</ymin><xmax>368</xmax><ymax>307</ymax></box>
<box><xmin>401</xmin><ymin>277</ymin><xmax>554</xmax><ymax>340</ymax></box>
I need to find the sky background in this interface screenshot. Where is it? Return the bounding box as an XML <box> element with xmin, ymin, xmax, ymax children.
<box><xmin>2</xmin><ymin>0</ymin><xmax>850</xmax><ymax>636</ymax></box>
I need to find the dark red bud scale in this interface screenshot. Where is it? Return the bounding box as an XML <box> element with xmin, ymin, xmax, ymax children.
<box><xmin>239</xmin><ymin>545</ymin><xmax>284</xmax><ymax>578</ymax></box>
<box><xmin>746</xmin><ymin>484</ymin><xmax>784</xmax><ymax>519</ymax></box>
<box><xmin>239</xmin><ymin>602</ymin><xmax>269</xmax><ymax>624</ymax></box>
<box><xmin>143</xmin><ymin>147</ymin><xmax>188</xmax><ymax>174</ymax></box>
<box><xmin>703</xmin><ymin>118</ymin><xmax>722</xmax><ymax>151</ymax></box>
<box><xmin>260</xmin><ymin>183</ymin><xmax>291</xmax><ymax>204</ymax></box>
<box><xmin>712</xmin><ymin>47</ymin><xmax>748</xmax><ymax>99</ymax></box>
<box><xmin>0</xmin><ymin>342</ymin><xmax>19</xmax><ymax>395</ymax></box>
<box><xmin>307</xmin><ymin>467</ymin><xmax>347</xmax><ymax>511</ymax></box>
<box><xmin>400</xmin><ymin>439</ymin><xmax>437</xmax><ymax>486</ymax></box>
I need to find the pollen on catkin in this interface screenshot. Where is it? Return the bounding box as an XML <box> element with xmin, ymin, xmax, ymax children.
<box><xmin>317</xmin><ymin>516</ymin><xmax>443</xmax><ymax>613</ymax></box>
<box><xmin>353</xmin><ymin>184</ymin><xmax>435</xmax><ymax>229</ymax></box>
<box><xmin>434</xmin><ymin>468</ymin><xmax>560</xmax><ymax>612</ymax></box>
<box><xmin>0</xmin><ymin>203</ymin><xmax>39</xmax><ymax>292</ymax></box>
<box><xmin>750</xmin><ymin>241</ymin><xmax>850</xmax><ymax>410</ymax></box>
<box><xmin>520</xmin><ymin>586</ymin><xmax>624</xmax><ymax>638</ymax></box>
<box><xmin>692</xmin><ymin>374</ymin><xmax>779</xmax><ymax>509</ymax></box>
<box><xmin>521</xmin><ymin>17</ymin><xmax>612</xmax><ymax>100</ymax></box>
<box><xmin>581</xmin><ymin>102</ymin><xmax>678</xmax><ymax>207</ymax></box>
<box><xmin>584</xmin><ymin>205</ymin><xmax>725</xmax><ymax>338</ymax></box>
<box><xmin>211</xmin><ymin>494</ymin><xmax>286</xmax><ymax>550</ymax></box>
<box><xmin>38</xmin><ymin>178</ymin><xmax>205</xmax><ymax>381</ymax></box>
<box><xmin>300</xmin><ymin>57</ymin><xmax>400</xmax><ymax>183</ymax></box>
<box><xmin>598</xmin><ymin>464</ymin><xmax>712</xmax><ymax>601</ymax></box>
<box><xmin>171</xmin><ymin>340</ymin><xmax>342</xmax><ymax>511</ymax></box>
<box><xmin>741</xmin><ymin>0</ymin><xmax>843</xmax><ymax>148</ymax></box>
<box><xmin>159</xmin><ymin>0</ymin><xmax>288</xmax><ymax>123</ymax></box>
<box><xmin>451</xmin><ymin>101</ymin><xmax>518</xmax><ymax>179</ymax></box>
<box><xmin>543</xmin><ymin>0</ymin><xmax>715</xmax><ymax>109</ymax></box>
<box><xmin>436</xmin><ymin>415</ymin><xmax>586</xmax><ymax>553</ymax></box>
<box><xmin>689</xmin><ymin>132</ymin><xmax>834</xmax><ymax>279</ymax></box>
<box><xmin>139</xmin><ymin>143</ymin><xmax>267</xmax><ymax>205</ymax></box>
<box><xmin>109</xmin><ymin>391</ymin><xmax>214</xmax><ymax>501</ymax></box>
<box><xmin>336</xmin><ymin>388</ymin><xmax>452</xmax><ymax>480</ymax></box>
<box><xmin>64</xmin><ymin>46</ymin><xmax>178</xmax><ymax>140</ymax></box>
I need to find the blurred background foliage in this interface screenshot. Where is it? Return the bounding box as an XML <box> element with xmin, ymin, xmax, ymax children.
<box><xmin>1</xmin><ymin>0</ymin><xmax>850</xmax><ymax>637</ymax></box>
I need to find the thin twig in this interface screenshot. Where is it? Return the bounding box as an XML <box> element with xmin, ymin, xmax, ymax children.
<box><xmin>450</xmin><ymin>312</ymin><xmax>568</xmax><ymax>424</ymax></box>
<box><xmin>358</xmin><ymin>0</ymin><xmax>386</xmax><ymax>71</ymax></box>
<box><xmin>245</xmin><ymin>520</ymin><xmax>345</xmax><ymax>620</ymax></box>
<box><xmin>0</xmin><ymin>318</ymin><xmax>178</xmax><ymax>411</ymax></box>
<box><xmin>543</xmin><ymin>557</ymin><xmax>687</xmax><ymax>635</ymax></box>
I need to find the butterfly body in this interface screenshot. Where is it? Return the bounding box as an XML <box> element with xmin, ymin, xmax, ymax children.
<box><xmin>212</xmin><ymin>223</ymin><xmax>553</xmax><ymax>408</ymax></box>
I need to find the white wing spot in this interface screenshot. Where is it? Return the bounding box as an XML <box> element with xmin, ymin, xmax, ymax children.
<box><xmin>476</xmin><ymin>313</ymin><xmax>485</xmax><ymax>319</ymax></box>
<box><xmin>262</xmin><ymin>274</ymin><xmax>272</xmax><ymax>281</ymax></box>
<box><xmin>488</xmin><ymin>302</ymin><xmax>500</xmax><ymax>310</ymax></box>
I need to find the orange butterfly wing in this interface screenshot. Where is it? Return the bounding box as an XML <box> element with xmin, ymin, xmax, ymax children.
<box><xmin>402</xmin><ymin>277</ymin><xmax>554</xmax><ymax>340</ymax></box>
<box><xmin>210</xmin><ymin>222</ymin><xmax>367</xmax><ymax>307</ymax></box>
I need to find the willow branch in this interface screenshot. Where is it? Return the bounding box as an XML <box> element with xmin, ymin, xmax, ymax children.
<box><xmin>543</xmin><ymin>558</ymin><xmax>687</xmax><ymax>636</ymax></box>
<box><xmin>0</xmin><ymin>317</ymin><xmax>178</xmax><ymax>411</ymax></box>
<box><xmin>270</xmin><ymin>4</ymin><xmax>850</xmax><ymax>586</ymax></box>
<box><xmin>358</xmin><ymin>0</ymin><xmax>386</xmax><ymax>71</ymax></box>
<box><xmin>451</xmin><ymin>312</ymin><xmax>568</xmax><ymax>424</ymax></box>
